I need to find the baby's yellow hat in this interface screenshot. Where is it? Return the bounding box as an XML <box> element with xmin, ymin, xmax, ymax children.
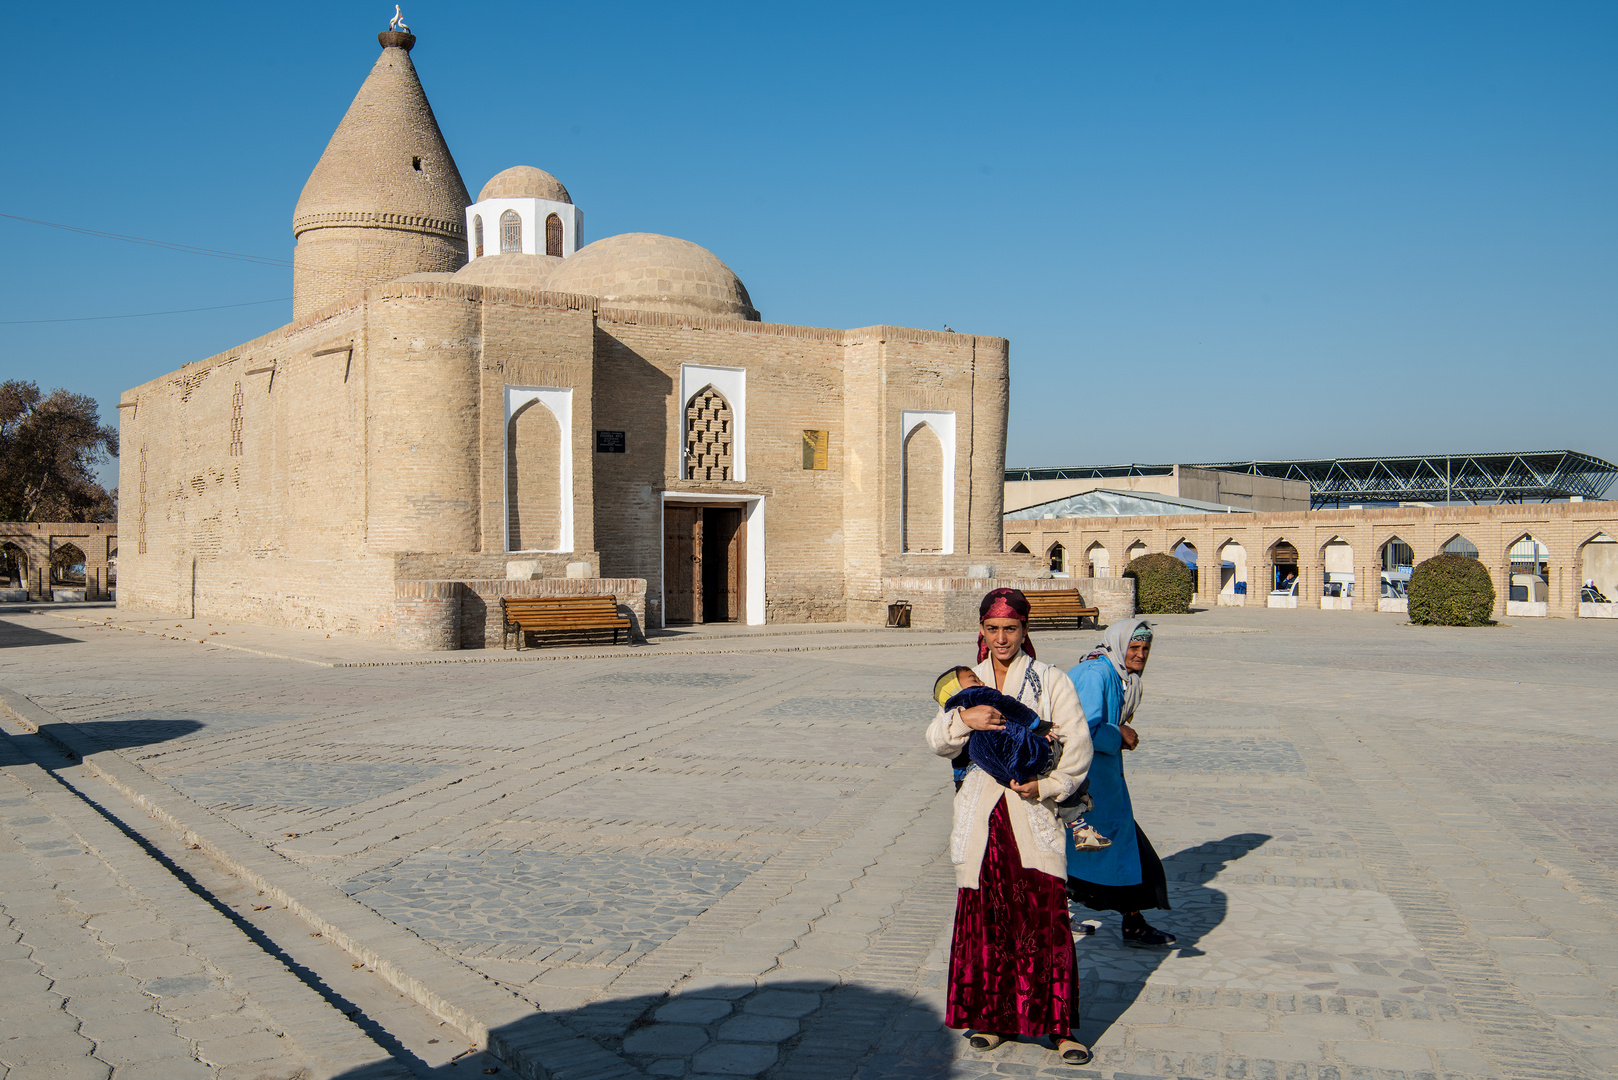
<box><xmin>932</xmin><ymin>668</ymin><xmax>965</xmax><ymax>708</ymax></box>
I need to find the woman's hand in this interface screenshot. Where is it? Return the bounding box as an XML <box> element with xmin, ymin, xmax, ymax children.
<box><xmin>1008</xmin><ymin>778</ymin><xmax>1041</xmax><ymax>800</ymax></box>
<box><xmin>1119</xmin><ymin>724</ymin><xmax>1139</xmax><ymax>751</ymax></box>
<box><xmin>960</xmin><ymin>705</ymin><xmax>1007</xmax><ymax>731</ymax></box>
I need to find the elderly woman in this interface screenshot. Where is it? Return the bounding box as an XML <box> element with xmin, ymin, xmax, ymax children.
<box><xmin>926</xmin><ymin>588</ymin><xmax>1095</xmax><ymax>1065</ymax></box>
<box><xmin>1065</xmin><ymin>618</ymin><xmax>1174</xmax><ymax>946</ymax></box>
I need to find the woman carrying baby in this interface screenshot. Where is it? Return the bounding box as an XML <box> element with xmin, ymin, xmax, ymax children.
<box><xmin>925</xmin><ymin>587</ymin><xmax>1095</xmax><ymax>1065</ymax></box>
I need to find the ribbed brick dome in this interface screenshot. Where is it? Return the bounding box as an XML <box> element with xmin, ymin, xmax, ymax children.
<box><xmin>478</xmin><ymin>166</ymin><xmax>571</xmax><ymax>205</ymax></box>
<box><xmin>292</xmin><ymin>36</ymin><xmax>469</xmax><ymax>242</ymax></box>
<box><xmin>452</xmin><ymin>253</ymin><xmax>561</xmax><ymax>290</ymax></box>
<box><xmin>292</xmin><ymin>31</ymin><xmax>471</xmax><ymax>317</ymax></box>
<box><xmin>544</xmin><ymin>233</ymin><xmax>759</xmax><ymax>321</ymax></box>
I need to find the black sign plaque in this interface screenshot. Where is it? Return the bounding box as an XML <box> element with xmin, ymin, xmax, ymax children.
<box><xmin>596</xmin><ymin>430</ymin><xmax>627</xmax><ymax>454</ymax></box>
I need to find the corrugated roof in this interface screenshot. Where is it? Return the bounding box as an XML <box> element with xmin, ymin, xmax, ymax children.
<box><xmin>1004</xmin><ymin>489</ymin><xmax>1250</xmax><ymax>520</ymax></box>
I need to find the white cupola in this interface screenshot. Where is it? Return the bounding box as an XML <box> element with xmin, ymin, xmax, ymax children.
<box><xmin>465</xmin><ymin>166</ymin><xmax>583</xmax><ymax>262</ymax></box>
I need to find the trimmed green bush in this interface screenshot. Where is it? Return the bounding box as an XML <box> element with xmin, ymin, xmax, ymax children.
<box><xmin>1407</xmin><ymin>553</ymin><xmax>1495</xmax><ymax>626</ymax></box>
<box><xmin>1124</xmin><ymin>552</ymin><xmax>1194</xmax><ymax>615</ymax></box>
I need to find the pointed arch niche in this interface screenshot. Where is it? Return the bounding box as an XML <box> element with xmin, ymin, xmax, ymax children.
<box><xmin>1085</xmin><ymin>541</ymin><xmax>1110</xmax><ymax>578</ymax></box>
<box><xmin>504</xmin><ymin>386</ymin><xmax>573</xmax><ymax>553</ymax></box>
<box><xmin>1579</xmin><ymin>532</ymin><xmax>1618</xmax><ymax>617</ymax></box>
<box><xmin>680</xmin><ymin>365</ymin><xmax>746</xmax><ymax>482</ymax></box>
<box><xmin>1378</xmin><ymin>535</ymin><xmax>1414</xmax><ymax>611</ymax></box>
<box><xmin>900</xmin><ymin>411</ymin><xmax>956</xmax><ymax>555</ymax></box>
<box><xmin>1217</xmin><ymin>539</ymin><xmax>1246</xmax><ymax>605</ymax></box>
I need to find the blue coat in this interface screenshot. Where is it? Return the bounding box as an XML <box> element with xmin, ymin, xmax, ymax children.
<box><xmin>1064</xmin><ymin>657</ymin><xmax>1140</xmax><ymax>886</ymax></box>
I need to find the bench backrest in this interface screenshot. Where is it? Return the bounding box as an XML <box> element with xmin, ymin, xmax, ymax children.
<box><xmin>1024</xmin><ymin>589</ymin><xmax>1086</xmax><ymax>609</ymax></box>
<box><xmin>503</xmin><ymin>596</ymin><xmax>622</xmax><ymax>617</ymax></box>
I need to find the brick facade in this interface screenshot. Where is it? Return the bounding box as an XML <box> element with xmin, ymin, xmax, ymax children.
<box><xmin>117</xmin><ymin>282</ymin><xmax>1016</xmax><ymax>645</ymax></box>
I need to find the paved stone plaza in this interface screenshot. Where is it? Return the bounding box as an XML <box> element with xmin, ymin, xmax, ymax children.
<box><xmin>1</xmin><ymin>605</ymin><xmax>1616</xmax><ymax>1079</ymax></box>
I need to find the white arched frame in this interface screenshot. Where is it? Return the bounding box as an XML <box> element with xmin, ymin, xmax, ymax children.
<box><xmin>504</xmin><ymin>385</ymin><xmax>573</xmax><ymax>553</ymax></box>
<box><xmin>680</xmin><ymin>364</ymin><xmax>747</xmax><ymax>481</ymax></box>
<box><xmin>900</xmin><ymin>410</ymin><xmax>956</xmax><ymax>556</ymax></box>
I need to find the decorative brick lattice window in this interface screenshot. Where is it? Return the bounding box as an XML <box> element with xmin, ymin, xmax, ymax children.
<box><xmin>137</xmin><ymin>446</ymin><xmax>148</xmax><ymax>554</ymax></box>
<box><xmin>500</xmin><ymin>210</ymin><xmax>522</xmax><ymax>254</ymax></box>
<box><xmin>473</xmin><ymin>214</ymin><xmax>483</xmax><ymax>258</ymax></box>
<box><xmin>685</xmin><ymin>387</ymin><xmax>734</xmax><ymax>481</ymax></box>
<box><xmin>229</xmin><ymin>381</ymin><xmax>244</xmax><ymax>457</ymax></box>
<box><xmin>801</xmin><ymin>429</ymin><xmax>828</xmax><ymax>470</ymax></box>
<box><xmin>545</xmin><ymin>213</ymin><xmax>563</xmax><ymax>257</ymax></box>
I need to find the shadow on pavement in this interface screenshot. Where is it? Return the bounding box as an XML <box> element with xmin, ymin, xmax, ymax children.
<box><xmin>0</xmin><ymin>617</ymin><xmax>81</xmax><ymax>648</ymax></box>
<box><xmin>331</xmin><ymin>980</ymin><xmax>948</xmax><ymax>1079</ymax></box>
<box><xmin>51</xmin><ymin>717</ymin><xmax>207</xmax><ymax>751</ymax></box>
<box><xmin>1076</xmin><ymin>832</ymin><xmax>1271</xmax><ymax>1045</ymax></box>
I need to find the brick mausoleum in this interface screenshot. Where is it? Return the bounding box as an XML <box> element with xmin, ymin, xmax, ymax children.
<box><xmin>116</xmin><ymin>25</ymin><xmax>1047</xmax><ymax>648</ymax></box>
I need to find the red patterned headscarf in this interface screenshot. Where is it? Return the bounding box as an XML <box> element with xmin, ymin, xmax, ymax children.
<box><xmin>977</xmin><ymin>587</ymin><xmax>1035</xmax><ymax>662</ymax></box>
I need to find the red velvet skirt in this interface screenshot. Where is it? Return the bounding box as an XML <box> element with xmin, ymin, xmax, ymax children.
<box><xmin>945</xmin><ymin>797</ymin><xmax>1079</xmax><ymax>1038</ymax></box>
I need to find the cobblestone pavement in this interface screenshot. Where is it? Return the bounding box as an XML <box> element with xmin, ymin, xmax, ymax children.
<box><xmin>1</xmin><ymin>605</ymin><xmax>1615</xmax><ymax>1079</ymax></box>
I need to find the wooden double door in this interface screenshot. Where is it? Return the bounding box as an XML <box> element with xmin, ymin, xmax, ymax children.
<box><xmin>664</xmin><ymin>505</ymin><xmax>744</xmax><ymax>624</ymax></box>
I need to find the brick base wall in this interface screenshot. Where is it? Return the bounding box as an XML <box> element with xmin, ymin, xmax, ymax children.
<box><xmin>392</xmin><ymin>577</ymin><xmax>647</xmax><ymax>650</ymax></box>
<box><xmin>882</xmin><ymin>575</ymin><xmax>1136</xmax><ymax>631</ymax></box>
<box><xmin>458</xmin><ymin>577</ymin><xmax>647</xmax><ymax>649</ymax></box>
<box><xmin>393</xmin><ymin>580</ymin><xmax>464</xmax><ymax>651</ymax></box>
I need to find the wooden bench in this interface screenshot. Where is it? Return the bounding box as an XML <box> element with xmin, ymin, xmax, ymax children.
<box><xmin>1023</xmin><ymin>589</ymin><xmax>1101</xmax><ymax>631</ymax></box>
<box><xmin>501</xmin><ymin>596</ymin><xmax>632</xmax><ymax>650</ymax></box>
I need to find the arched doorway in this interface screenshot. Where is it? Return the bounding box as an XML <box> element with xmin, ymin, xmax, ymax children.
<box><xmin>0</xmin><ymin>542</ymin><xmax>27</xmax><ymax>597</ymax></box>
<box><xmin>1320</xmin><ymin>536</ymin><xmax>1354</xmax><ymax>610</ymax></box>
<box><xmin>1442</xmin><ymin>534</ymin><xmax>1479</xmax><ymax>559</ymax></box>
<box><xmin>1009</xmin><ymin>541</ymin><xmax>1031</xmax><ymax>555</ymax></box>
<box><xmin>1378</xmin><ymin>536</ymin><xmax>1413</xmax><ymax>612</ymax></box>
<box><xmin>506</xmin><ymin>400</ymin><xmax>562</xmax><ymax>552</ymax></box>
<box><xmin>902</xmin><ymin>423</ymin><xmax>945</xmax><ymax>553</ymax></box>
<box><xmin>1267</xmin><ymin>539</ymin><xmax>1299</xmax><ymax>608</ymax></box>
<box><xmin>1579</xmin><ymin>533</ymin><xmax>1618</xmax><ymax>617</ymax></box>
<box><xmin>1217</xmin><ymin>540</ymin><xmax>1246</xmax><ymax>606</ymax></box>
<box><xmin>1047</xmin><ymin>542</ymin><xmax>1067</xmax><ymax>575</ymax></box>
<box><xmin>51</xmin><ymin>543</ymin><xmax>87</xmax><ymax>599</ymax></box>
<box><xmin>1506</xmin><ymin>534</ymin><xmax>1550</xmax><ymax>616</ymax></box>
<box><xmin>1085</xmin><ymin>541</ymin><xmax>1110</xmax><ymax>579</ymax></box>
<box><xmin>1172</xmin><ymin>539</ymin><xmax>1198</xmax><ymax>599</ymax></box>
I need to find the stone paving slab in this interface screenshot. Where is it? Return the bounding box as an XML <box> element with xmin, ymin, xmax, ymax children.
<box><xmin>0</xmin><ymin>717</ymin><xmax>415</xmax><ymax>1080</ymax></box>
<box><xmin>0</xmin><ymin>606</ymin><xmax>1615</xmax><ymax>1079</ymax></box>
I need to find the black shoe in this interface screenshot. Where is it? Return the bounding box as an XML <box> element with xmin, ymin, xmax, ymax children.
<box><xmin>1121</xmin><ymin>922</ymin><xmax>1177</xmax><ymax>948</ymax></box>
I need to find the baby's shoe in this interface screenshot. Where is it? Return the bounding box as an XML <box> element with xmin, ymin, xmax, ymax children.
<box><xmin>1070</xmin><ymin>819</ymin><xmax>1111</xmax><ymax>851</ymax></box>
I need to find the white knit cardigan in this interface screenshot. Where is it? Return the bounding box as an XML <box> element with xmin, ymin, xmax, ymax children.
<box><xmin>925</xmin><ymin>651</ymin><xmax>1092</xmax><ymax>888</ymax></box>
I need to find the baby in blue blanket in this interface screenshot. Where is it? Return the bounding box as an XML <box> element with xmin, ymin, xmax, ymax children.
<box><xmin>932</xmin><ymin>666</ymin><xmax>1109</xmax><ymax>851</ymax></box>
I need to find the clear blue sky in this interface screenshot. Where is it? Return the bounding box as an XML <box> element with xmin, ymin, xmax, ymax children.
<box><xmin>3</xmin><ymin>1</ymin><xmax>1615</xmax><ymax>486</ymax></box>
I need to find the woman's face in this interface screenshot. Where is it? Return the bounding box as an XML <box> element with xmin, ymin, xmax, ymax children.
<box><xmin>1124</xmin><ymin>638</ymin><xmax>1151</xmax><ymax>674</ymax></box>
<box><xmin>981</xmin><ymin>617</ymin><xmax>1025</xmax><ymax>664</ymax></box>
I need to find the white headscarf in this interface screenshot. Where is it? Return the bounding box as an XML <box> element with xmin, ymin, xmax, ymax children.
<box><xmin>1080</xmin><ymin>617</ymin><xmax>1152</xmax><ymax>725</ymax></box>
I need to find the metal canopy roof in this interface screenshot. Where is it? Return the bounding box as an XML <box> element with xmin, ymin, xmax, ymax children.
<box><xmin>1006</xmin><ymin>452</ymin><xmax>1618</xmax><ymax>510</ymax></box>
<box><xmin>1005</xmin><ymin>463</ymin><xmax>1175</xmax><ymax>482</ymax></box>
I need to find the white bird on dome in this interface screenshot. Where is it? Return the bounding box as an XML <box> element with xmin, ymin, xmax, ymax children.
<box><xmin>390</xmin><ymin>6</ymin><xmax>409</xmax><ymax>32</ymax></box>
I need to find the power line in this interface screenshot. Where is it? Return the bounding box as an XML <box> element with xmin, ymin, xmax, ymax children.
<box><xmin>1</xmin><ymin>297</ymin><xmax>291</xmax><ymax>325</ymax></box>
<box><xmin>0</xmin><ymin>212</ymin><xmax>293</xmax><ymax>267</ymax></box>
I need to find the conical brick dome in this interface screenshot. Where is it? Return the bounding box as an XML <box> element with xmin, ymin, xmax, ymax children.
<box><xmin>292</xmin><ymin>30</ymin><xmax>471</xmax><ymax>318</ymax></box>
